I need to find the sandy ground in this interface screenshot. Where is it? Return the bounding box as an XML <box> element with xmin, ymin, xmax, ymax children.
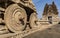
<box><xmin>23</xmin><ymin>24</ymin><xmax>60</xmax><ymax>38</ymax></box>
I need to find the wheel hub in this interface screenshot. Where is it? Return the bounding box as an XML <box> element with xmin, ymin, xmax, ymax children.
<box><xmin>11</xmin><ymin>9</ymin><xmax>25</xmax><ymax>31</ymax></box>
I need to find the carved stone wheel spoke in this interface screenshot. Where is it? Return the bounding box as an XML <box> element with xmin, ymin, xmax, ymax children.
<box><xmin>4</xmin><ymin>4</ymin><xmax>27</xmax><ymax>32</ymax></box>
<box><xmin>29</xmin><ymin>13</ymin><xmax>38</xmax><ymax>28</ymax></box>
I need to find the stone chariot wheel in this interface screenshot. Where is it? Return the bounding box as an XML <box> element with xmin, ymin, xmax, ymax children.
<box><xmin>29</xmin><ymin>13</ymin><xmax>38</xmax><ymax>28</ymax></box>
<box><xmin>4</xmin><ymin>4</ymin><xmax>27</xmax><ymax>32</ymax></box>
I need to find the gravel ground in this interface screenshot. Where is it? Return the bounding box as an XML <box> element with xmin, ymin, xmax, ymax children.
<box><xmin>23</xmin><ymin>24</ymin><xmax>60</xmax><ymax>38</ymax></box>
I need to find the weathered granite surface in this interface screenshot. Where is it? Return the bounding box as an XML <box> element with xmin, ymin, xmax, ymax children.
<box><xmin>24</xmin><ymin>24</ymin><xmax>60</xmax><ymax>38</ymax></box>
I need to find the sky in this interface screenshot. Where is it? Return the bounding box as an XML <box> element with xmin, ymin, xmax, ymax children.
<box><xmin>32</xmin><ymin>0</ymin><xmax>60</xmax><ymax>18</ymax></box>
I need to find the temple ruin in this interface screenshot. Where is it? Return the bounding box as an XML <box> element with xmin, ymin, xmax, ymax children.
<box><xmin>40</xmin><ymin>2</ymin><xmax>59</xmax><ymax>24</ymax></box>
